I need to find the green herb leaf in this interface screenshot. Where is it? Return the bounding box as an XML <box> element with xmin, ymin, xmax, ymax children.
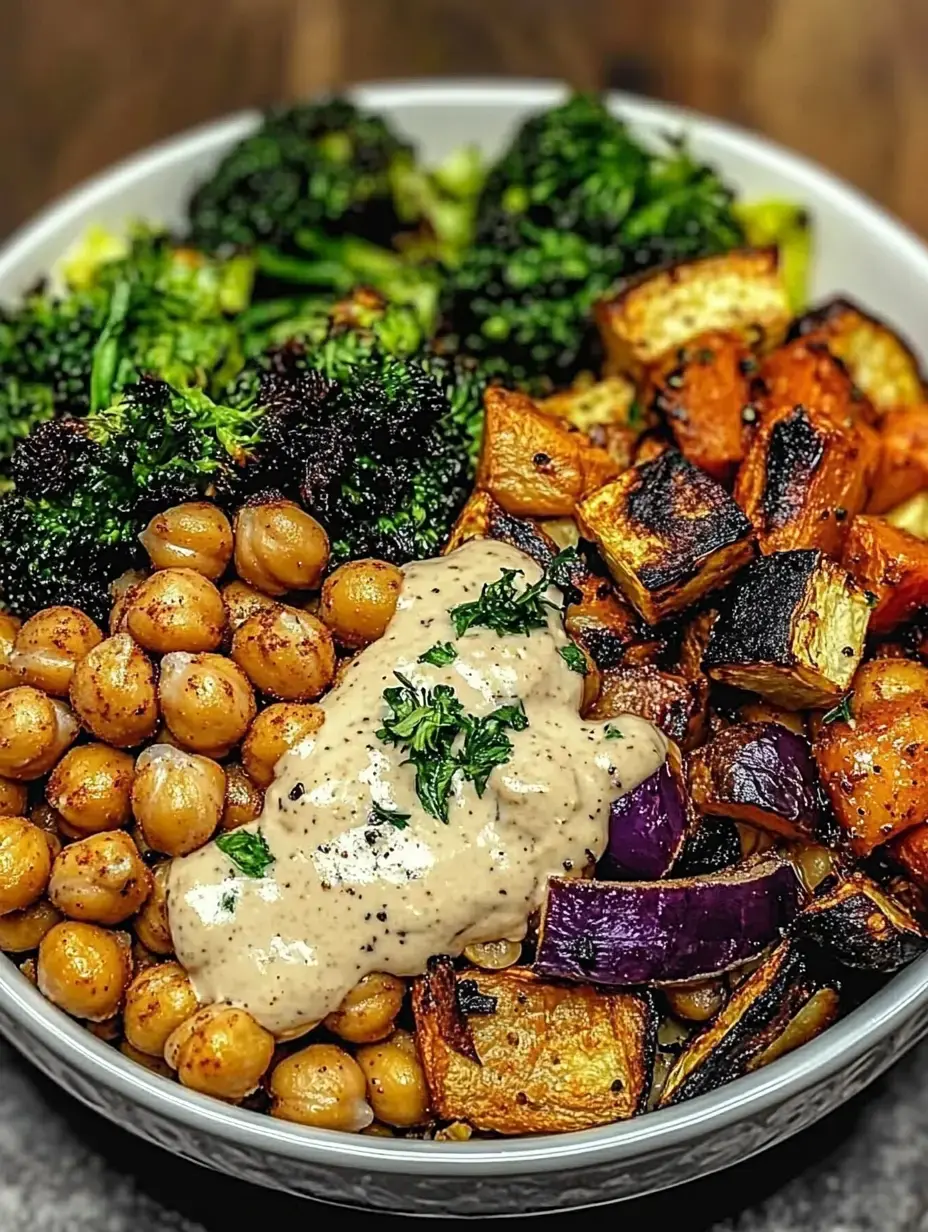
<box><xmin>369</xmin><ymin>801</ymin><xmax>411</xmax><ymax>829</ymax></box>
<box><xmin>219</xmin><ymin>889</ymin><xmax>238</xmax><ymax>914</ymax></box>
<box><xmin>458</xmin><ymin>701</ymin><xmax>529</xmax><ymax>797</ymax></box>
<box><xmin>604</xmin><ymin>724</ymin><xmax>624</xmax><ymax>739</ymax></box>
<box><xmin>449</xmin><ymin>549</ymin><xmax>583</xmax><ymax>638</ymax></box>
<box><xmin>822</xmin><ymin>693</ymin><xmax>854</xmax><ymax>725</ymax></box>
<box><xmin>215</xmin><ymin>829</ymin><xmax>275</xmax><ymax>878</ymax></box>
<box><xmin>418</xmin><ymin>641</ymin><xmax>458</xmax><ymax>667</ymax></box>
<box><xmin>559</xmin><ymin>643</ymin><xmax>588</xmax><ymax>675</ymax></box>
<box><xmin>627</xmin><ymin>400</ymin><xmax>644</xmax><ymax>428</ymax></box>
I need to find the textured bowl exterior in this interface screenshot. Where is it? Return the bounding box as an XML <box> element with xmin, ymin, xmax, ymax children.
<box><xmin>2</xmin><ymin>80</ymin><xmax>928</xmax><ymax>1216</ymax></box>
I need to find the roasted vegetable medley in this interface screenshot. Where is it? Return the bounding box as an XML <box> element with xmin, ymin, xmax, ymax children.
<box><xmin>1</xmin><ymin>91</ymin><xmax>928</xmax><ymax>1141</ymax></box>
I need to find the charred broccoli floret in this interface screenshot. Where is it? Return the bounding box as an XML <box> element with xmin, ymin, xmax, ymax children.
<box><xmin>440</xmin><ymin>93</ymin><xmax>745</xmax><ymax>388</ymax></box>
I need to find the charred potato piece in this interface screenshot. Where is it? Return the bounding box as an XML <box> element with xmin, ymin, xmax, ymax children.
<box><xmin>658</xmin><ymin>941</ymin><xmax>839</xmax><ymax>1107</ymax></box>
<box><xmin>791</xmin><ymin>872</ymin><xmax>927</xmax><ymax>973</ymax></box>
<box><xmin>476</xmin><ymin>388</ymin><xmax>619</xmax><ymax>518</ymax></box>
<box><xmin>586</xmin><ymin>664</ymin><xmax>707</xmax><ymax>750</ymax></box>
<box><xmin>868</xmin><ymin>405</ymin><xmax>928</xmax><ymax>515</ymax></box>
<box><xmin>577</xmin><ymin>450</ymin><xmax>754</xmax><ymax>623</ymax></box>
<box><xmin>444</xmin><ymin>490</ymin><xmax>559</xmax><ymax>565</ymax></box>
<box><xmin>735</xmin><ymin>402</ymin><xmax>879</xmax><ymax>557</ymax></box>
<box><xmin>703</xmin><ymin>550</ymin><xmax>870</xmax><ymax>709</ymax></box>
<box><xmin>791</xmin><ymin>297</ymin><xmax>925</xmax><ymax>412</ymax></box>
<box><xmin>842</xmin><ymin>515</ymin><xmax>928</xmax><ymax>634</ymax></box>
<box><xmin>755</xmin><ymin>337</ymin><xmax>876</xmax><ymax>428</ymax></box>
<box><xmin>412</xmin><ymin>960</ymin><xmax>654</xmax><ymax>1135</ymax></box>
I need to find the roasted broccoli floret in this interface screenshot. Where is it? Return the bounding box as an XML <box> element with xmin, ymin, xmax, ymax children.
<box><xmin>440</xmin><ymin>93</ymin><xmax>745</xmax><ymax>388</ymax></box>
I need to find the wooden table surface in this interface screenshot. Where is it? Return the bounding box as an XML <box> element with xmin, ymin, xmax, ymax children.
<box><xmin>0</xmin><ymin>0</ymin><xmax>925</xmax><ymax>239</ymax></box>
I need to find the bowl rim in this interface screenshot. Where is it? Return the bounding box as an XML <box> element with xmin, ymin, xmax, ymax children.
<box><xmin>3</xmin><ymin>76</ymin><xmax>928</xmax><ymax>1177</ymax></box>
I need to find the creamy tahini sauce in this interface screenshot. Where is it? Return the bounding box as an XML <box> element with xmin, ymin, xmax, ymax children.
<box><xmin>168</xmin><ymin>540</ymin><xmax>667</xmax><ymax>1035</ymax></box>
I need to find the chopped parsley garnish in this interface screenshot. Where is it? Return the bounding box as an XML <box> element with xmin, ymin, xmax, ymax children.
<box><xmin>627</xmin><ymin>399</ymin><xmax>644</xmax><ymax>428</ymax></box>
<box><xmin>219</xmin><ymin>889</ymin><xmax>238</xmax><ymax>914</ymax></box>
<box><xmin>604</xmin><ymin>724</ymin><xmax>624</xmax><ymax>739</ymax></box>
<box><xmin>369</xmin><ymin>801</ymin><xmax>411</xmax><ymax>830</ymax></box>
<box><xmin>418</xmin><ymin>641</ymin><xmax>458</xmax><ymax>667</ymax></box>
<box><xmin>376</xmin><ymin>672</ymin><xmax>529</xmax><ymax>822</ymax></box>
<box><xmin>215</xmin><ymin>829</ymin><xmax>275</xmax><ymax>878</ymax></box>
<box><xmin>449</xmin><ymin>548</ymin><xmax>581</xmax><ymax>638</ymax></box>
<box><xmin>559</xmin><ymin>643</ymin><xmax>588</xmax><ymax>675</ymax></box>
<box><xmin>822</xmin><ymin>693</ymin><xmax>854</xmax><ymax>726</ymax></box>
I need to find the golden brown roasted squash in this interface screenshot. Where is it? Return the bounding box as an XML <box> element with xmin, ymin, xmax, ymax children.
<box><xmin>595</xmin><ymin>248</ymin><xmax>791</xmax><ymax>374</ymax></box>
<box><xmin>755</xmin><ymin>337</ymin><xmax>876</xmax><ymax>428</ymax></box>
<box><xmin>476</xmin><ymin>387</ymin><xmax>619</xmax><ymax>517</ymax></box>
<box><xmin>538</xmin><ymin>373</ymin><xmax>640</xmax><ymax>434</ymax></box>
<box><xmin>885</xmin><ymin>491</ymin><xmax>928</xmax><ymax>540</ymax></box>
<box><xmin>867</xmin><ymin>405</ymin><xmax>928</xmax><ymax>514</ymax></box>
<box><xmin>586</xmin><ymin>663</ymin><xmax>708</xmax><ymax>749</ymax></box>
<box><xmin>815</xmin><ymin>659</ymin><xmax>928</xmax><ymax>855</ymax></box>
<box><xmin>842</xmin><ymin>515</ymin><xmax>928</xmax><ymax>634</ymax></box>
<box><xmin>577</xmin><ymin>450</ymin><xmax>755</xmax><ymax>623</ymax></box>
<box><xmin>412</xmin><ymin>960</ymin><xmax>653</xmax><ymax>1134</ymax></box>
<box><xmin>892</xmin><ymin>824</ymin><xmax>928</xmax><ymax>890</ymax></box>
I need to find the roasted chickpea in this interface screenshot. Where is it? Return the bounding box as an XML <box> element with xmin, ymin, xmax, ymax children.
<box><xmin>46</xmin><ymin>743</ymin><xmax>135</xmax><ymax>836</ymax></box>
<box><xmin>0</xmin><ymin>612</ymin><xmax>22</xmax><ymax>691</ymax></box>
<box><xmin>30</xmin><ymin>803</ymin><xmax>67</xmax><ymax>857</ymax></box>
<box><xmin>10</xmin><ymin>606</ymin><xmax>103</xmax><ymax>697</ymax></box>
<box><xmin>221</xmin><ymin>580</ymin><xmax>280</xmax><ymax>633</ymax></box>
<box><xmin>123</xmin><ymin>961</ymin><xmax>199</xmax><ymax>1057</ymax></box>
<box><xmin>324</xmin><ymin>973</ymin><xmax>406</xmax><ymax>1044</ymax></box>
<box><xmin>221</xmin><ymin>763</ymin><xmax>264</xmax><ymax>831</ymax></box>
<box><xmin>356</xmin><ymin>1028</ymin><xmax>430</xmax><ymax>1127</ymax></box>
<box><xmin>108</xmin><ymin>570</ymin><xmax>147</xmax><ymax>635</ymax></box>
<box><xmin>269</xmin><ymin>1042</ymin><xmax>373</xmax><ymax>1131</ymax></box>
<box><xmin>233</xmin><ymin>500</ymin><xmax>329</xmax><ymax>596</ymax></box>
<box><xmin>664</xmin><ymin>979</ymin><xmax>727</xmax><ymax>1023</ymax></box>
<box><xmin>38</xmin><ymin>922</ymin><xmax>132</xmax><ymax>1020</ymax></box>
<box><xmin>231</xmin><ymin>607</ymin><xmax>335</xmax><ymax>701</ymax></box>
<box><xmin>0</xmin><ymin>776</ymin><xmax>28</xmax><ymax>819</ymax></box>
<box><xmin>48</xmin><ymin>830</ymin><xmax>152</xmax><ymax>925</ymax></box>
<box><xmin>140</xmin><ymin>503</ymin><xmax>234</xmax><ymax>579</ymax></box>
<box><xmin>131</xmin><ymin>939</ymin><xmax>161</xmax><ymax>973</ymax></box>
<box><xmin>791</xmin><ymin>843</ymin><xmax>838</xmax><ymax>894</ymax></box>
<box><xmin>463</xmin><ymin>939</ymin><xmax>522</xmax><ymax>970</ymax></box>
<box><xmin>0</xmin><ymin>899</ymin><xmax>62</xmax><ymax>952</ymax></box>
<box><xmin>158</xmin><ymin>653</ymin><xmax>255</xmax><ymax>757</ymax></box>
<box><xmin>320</xmin><ymin>559</ymin><xmax>403</xmax><ymax>648</ymax></box>
<box><xmin>69</xmin><ymin>634</ymin><xmax>159</xmax><ymax>748</ymax></box>
<box><xmin>132</xmin><ymin>745</ymin><xmax>225</xmax><ymax>857</ymax></box>
<box><xmin>0</xmin><ymin>688</ymin><xmax>79</xmax><ymax>779</ymax></box>
<box><xmin>165</xmin><ymin>1004</ymin><xmax>275</xmax><ymax>1101</ymax></box>
<box><xmin>124</xmin><ymin>569</ymin><xmax>227</xmax><ymax>655</ymax></box>
<box><xmin>241</xmin><ymin>703</ymin><xmax>325</xmax><ymax>789</ymax></box>
<box><xmin>119</xmin><ymin>1040</ymin><xmax>174</xmax><ymax>1079</ymax></box>
<box><xmin>133</xmin><ymin>861</ymin><xmax>173</xmax><ymax>954</ymax></box>
<box><xmin>0</xmin><ymin>817</ymin><xmax>53</xmax><ymax>915</ymax></box>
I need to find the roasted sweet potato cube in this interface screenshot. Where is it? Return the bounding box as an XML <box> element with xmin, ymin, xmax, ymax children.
<box><xmin>755</xmin><ymin>337</ymin><xmax>876</xmax><ymax>428</ymax></box>
<box><xmin>867</xmin><ymin>405</ymin><xmax>928</xmax><ymax>514</ymax></box>
<box><xmin>815</xmin><ymin>659</ymin><xmax>928</xmax><ymax>854</ymax></box>
<box><xmin>476</xmin><ymin>387</ymin><xmax>619</xmax><ymax>517</ymax></box>
<box><xmin>791</xmin><ymin>297</ymin><xmax>925</xmax><ymax>412</ymax></box>
<box><xmin>892</xmin><ymin>824</ymin><xmax>928</xmax><ymax>890</ymax></box>
<box><xmin>735</xmin><ymin>401</ymin><xmax>879</xmax><ymax>558</ymax></box>
<box><xmin>646</xmin><ymin>331</ymin><xmax>754</xmax><ymax>484</ymax></box>
<box><xmin>842</xmin><ymin>515</ymin><xmax>928</xmax><ymax>634</ymax></box>
<box><xmin>577</xmin><ymin>450</ymin><xmax>754</xmax><ymax>623</ymax></box>
<box><xmin>595</xmin><ymin>248</ymin><xmax>791</xmax><ymax>374</ymax></box>
<box><xmin>585</xmin><ymin>663</ymin><xmax>707</xmax><ymax>749</ymax></box>
<box><xmin>412</xmin><ymin>962</ymin><xmax>653</xmax><ymax>1134</ymax></box>
<box><xmin>443</xmin><ymin>489</ymin><xmax>559</xmax><ymax>565</ymax></box>
<box><xmin>703</xmin><ymin>550</ymin><xmax>870</xmax><ymax>709</ymax></box>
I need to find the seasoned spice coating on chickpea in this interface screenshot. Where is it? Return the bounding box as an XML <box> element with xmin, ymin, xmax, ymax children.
<box><xmin>0</xmin><ymin>817</ymin><xmax>53</xmax><ymax>915</ymax></box>
<box><xmin>140</xmin><ymin>503</ymin><xmax>234</xmax><ymax>579</ymax></box>
<box><xmin>234</xmin><ymin>500</ymin><xmax>330</xmax><ymax>596</ymax></box>
<box><xmin>269</xmin><ymin>1042</ymin><xmax>373</xmax><ymax>1131</ymax></box>
<box><xmin>133</xmin><ymin>861</ymin><xmax>173</xmax><ymax>955</ymax></box>
<box><xmin>356</xmin><ymin>1029</ymin><xmax>430</xmax><ymax>1127</ymax></box>
<box><xmin>0</xmin><ymin>613</ymin><xmax>22</xmax><ymax>691</ymax></box>
<box><xmin>0</xmin><ymin>776</ymin><xmax>28</xmax><ymax>819</ymax></box>
<box><xmin>46</xmin><ymin>743</ymin><xmax>135</xmax><ymax>836</ymax></box>
<box><xmin>48</xmin><ymin>830</ymin><xmax>152</xmax><ymax>925</ymax></box>
<box><xmin>69</xmin><ymin>634</ymin><xmax>159</xmax><ymax>748</ymax></box>
<box><xmin>0</xmin><ymin>688</ymin><xmax>79</xmax><ymax>779</ymax></box>
<box><xmin>132</xmin><ymin>745</ymin><xmax>225</xmax><ymax>857</ymax></box>
<box><xmin>108</xmin><ymin>571</ymin><xmax>146</xmax><ymax>635</ymax></box>
<box><xmin>320</xmin><ymin>559</ymin><xmax>403</xmax><ymax>648</ymax></box>
<box><xmin>38</xmin><ymin>921</ymin><xmax>132</xmax><ymax>1021</ymax></box>
<box><xmin>231</xmin><ymin>606</ymin><xmax>335</xmax><ymax>701</ymax></box>
<box><xmin>165</xmin><ymin>1004</ymin><xmax>275</xmax><ymax>1101</ymax></box>
<box><xmin>124</xmin><ymin>570</ymin><xmax>227</xmax><ymax>655</ymax></box>
<box><xmin>158</xmin><ymin>654</ymin><xmax>255</xmax><ymax>756</ymax></box>
<box><xmin>220</xmin><ymin>763</ymin><xmax>265</xmax><ymax>831</ymax></box>
<box><xmin>241</xmin><ymin>702</ymin><xmax>325</xmax><ymax>789</ymax></box>
<box><xmin>324</xmin><ymin>972</ymin><xmax>406</xmax><ymax>1044</ymax></box>
<box><xmin>10</xmin><ymin>606</ymin><xmax>103</xmax><ymax>696</ymax></box>
<box><xmin>0</xmin><ymin>898</ymin><xmax>62</xmax><ymax>952</ymax></box>
<box><xmin>123</xmin><ymin>961</ymin><xmax>199</xmax><ymax>1057</ymax></box>
<box><xmin>221</xmin><ymin>581</ymin><xmax>281</xmax><ymax>634</ymax></box>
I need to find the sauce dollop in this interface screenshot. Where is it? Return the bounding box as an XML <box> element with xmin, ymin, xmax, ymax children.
<box><xmin>168</xmin><ymin>540</ymin><xmax>667</xmax><ymax>1035</ymax></box>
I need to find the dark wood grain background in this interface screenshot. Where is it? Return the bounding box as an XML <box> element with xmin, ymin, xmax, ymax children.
<box><xmin>1</xmin><ymin>0</ymin><xmax>925</xmax><ymax>239</ymax></box>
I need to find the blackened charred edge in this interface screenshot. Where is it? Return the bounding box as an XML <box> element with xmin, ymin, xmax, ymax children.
<box><xmin>788</xmin><ymin>296</ymin><xmax>927</xmax><ymax>380</ymax></box>
<box><xmin>422</xmin><ymin>954</ymin><xmax>481</xmax><ymax>1064</ymax></box>
<box><xmin>574</xmin><ymin>624</ymin><xmax>629</xmax><ymax>671</ymax></box>
<box><xmin>672</xmin><ymin>816</ymin><xmax>742</xmax><ymax>876</ymax></box>
<box><xmin>456</xmin><ymin>979</ymin><xmax>499</xmax><ymax>1016</ymax></box>
<box><xmin>761</xmin><ymin>407</ymin><xmax>825</xmax><ymax>533</ymax></box>
<box><xmin>636</xmin><ymin>989</ymin><xmax>660</xmax><ymax>1116</ymax></box>
<box><xmin>702</xmin><ymin>549</ymin><xmax>820</xmax><ymax>670</ymax></box>
<box><xmin>627</xmin><ymin>450</ymin><xmax>752</xmax><ymax>593</ymax></box>
<box><xmin>488</xmin><ymin>506</ymin><xmax>558</xmax><ymax>570</ymax></box>
<box><xmin>791</xmin><ymin>885</ymin><xmax>928</xmax><ymax>973</ymax></box>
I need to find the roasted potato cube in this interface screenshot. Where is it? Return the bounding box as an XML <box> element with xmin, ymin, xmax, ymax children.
<box><xmin>595</xmin><ymin>248</ymin><xmax>791</xmax><ymax>374</ymax></box>
<box><xmin>868</xmin><ymin>405</ymin><xmax>928</xmax><ymax>514</ymax></box>
<box><xmin>842</xmin><ymin>515</ymin><xmax>928</xmax><ymax>634</ymax></box>
<box><xmin>703</xmin><ymin>550</ymin><xmax>870</xmax><ymax>709</ymax></box>
<box><xmin>646</xmin><ymin>331</ymin><xmax>754</xmax><ymax>484</ymax></box>
<box><xmin>538</xmin><ymin>374</ymin><xmax>640</xmax><ymax>434</ymax></box>
<box><xmin>815</xmin><ymin>658</ymin><xmax>928</xmax><ymax>855</ymax></box>
<box><xmin>412</xmin><ymin>961</ymin><xmax>653</xmax><ymax>1134</ymax></box>
<box><xmin>443</xmin><ymin>489</ymin><xmax>558</xmax><ymax>566</ymax></box>
<box><xmin>755</xmin><ymin>337</ymin><xmax>876</xmax><ymax>428</ymax></box>
<box><xmin>885</xmin><ymin>491</ymin><xmax>928</xmax><ymax>540</ymax></box>
<box><xmin>577</xmin><ymin>450</ymin><xmax>754</xmax><ymax>623</ymax></box>
<box><xmin>791</xmin><ymin>872</ymin><xmax>927</xmax><ymax>972</ymax></box>
<box><xmin>476</xmin><ymin>388</ymin><xmax>619</xmax><ymax>518</ymax></box>
<box><xmin>586</xmin><ymin>663</ymin><xmax>707</xmax><ymax>749</ymax></box>
<box><xmin>791</xmin><ymin>297</ymin><xmax>925</xmax><ymax>412</ymax></box>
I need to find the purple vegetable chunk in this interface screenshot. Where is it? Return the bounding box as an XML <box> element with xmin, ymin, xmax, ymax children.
<box><xmin>602</xmin><ymin>758</ymin><xmax>689</xmax><ymax>881</ymax></box>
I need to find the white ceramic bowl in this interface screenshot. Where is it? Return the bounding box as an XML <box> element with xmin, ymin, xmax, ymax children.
<box><xmin>2</xmin><ymin>80</ymin><xmax>928</xmax><ymax>1218</ymax></box>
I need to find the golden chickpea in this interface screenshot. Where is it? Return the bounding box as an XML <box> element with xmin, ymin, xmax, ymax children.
<box><xmin>123</xmin><ymin>961</ymin><xmax>199</xmax><ymax>1057</ymax></box>
<box><xmin>231</xmin><ymin>607</ymin><xmax>335</xmax><ymax>701</ymax></box>
<box><xmin>269</xmin><ymin>1042</ymin><xmax>373</xmax><ymax>1131</ymax></box>
<box><xmin>0</xmin><ymin>688</ymin><xmax>79</xmax><ymax>779</ymax></box>
<box><xmin>241</xmin><ymin>703</ymin><xmax>325</xmax><ymax>789</ymax></box>
<box><xmin>320</xmin><ymin>559</ymin><xmax>403</xmax><ymax>648</ymax></box>
<box><xmin>131</xmin><ymin>939</ymin><xmax>161</xmax><ymax>973</ymax></box>
<box><xmin>30</xmin><ymin>803</ymin><xmax>67</xmax><ymax>857</ymax></box>
<box><xmin>220</xmin><ymin>763</ymin><xmax>264</xmax><ymax>831</ymax></box>
<box><xmin>124</xmin><ymin>569</ymin><xmax>226</xmax><ymax>655</ymax></box>
<box><xmin>0</xmin><ymin>776</ymin><xmax>28</xmax><ymax>819</ymax></box>
<box><xmin>119</xmin><ymin>1040</ymin><xmax>175</xmax><ymax>1079</ymax></box>
<box><xmin>140</xmin><ymin>502</ymin><xmax>234</xmax><ymax>580</ymax></box>
<box><xmin>0</xmin><ymin>817</ymin><xmax>53</xmax><ymax>916</ymax></box>
<box><xmin>463</xmin><ymin>939</ymin><xmax>522</xmax><ymax>970</ymax></box>
<box><xmin>221</xmin><ymin>580</ymin><xmax>281</xmax><ymax>634</ymax></box>
<box><xmin>0</xmin><ymin>898</ymin><xmax>62</xmax><ymax>952</ymax></box>
<box><xmin>69</xmin><ymin>634</ymin><xmax>159</xmax><ymax>748</ymax></box>
<box><xmin>132</xmin><ymin>745</ymin><xmax>225</xmax><ymax>857</ymax></box>
<box><xmin>165</xmin><ymin>1004</ymin><xmax>275</xmax><ymax>1101</ymax></box>
<box><xmin>324</xmin><ymin>973</ymin><xmax>406</xmax><ymax>1044</ymax></box>
<box><xmin>664</xmin><ymin>979</ymin><xmax>727</xmax><ymax>1024</ymax></box>
<box><xmin>133</xmin><ymin>861</ymin><xmax>173</xmax><ymax>955</ymax></box>
<box><xmin>108</xmin><ymin>569</ymin><xmax>147</xmax><ymax>635</ymax></box>
<box><xmin>158</xmin><ymin>653</ymin><xmax>255</xmax><ymax>757</ymax></box>
<box><xmin>38</xmin><ymin>921</ymin><xmax>132</xmax><ymax>1020</ymax></box>
<box><xmin>233</xmin><ymin>500</ymin><xmax>330</xmax><ymax>596</ymax></box>
<box><xmin>48</xmin><ymin>831</ymin><xmax>152</xmax><ymax>925</ymax></box>
<box><xmin>46</xmin><ymin>743</ymin><xmax>135</xmax><ymax>836</ymax></box>
<box><xmin>356</xmin><ymin>1029</ymin><xmax>430</xmax><ymax>1127</ymax></box>
<box><xmin>10</xmin><ymin>606</ymin><xmax>103</xmax><ymax>696</ymax></box>
<box><xmin>0</xmin><ymin>612</ymin><xmax>22</xmax><ymax>691</ymax></box>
